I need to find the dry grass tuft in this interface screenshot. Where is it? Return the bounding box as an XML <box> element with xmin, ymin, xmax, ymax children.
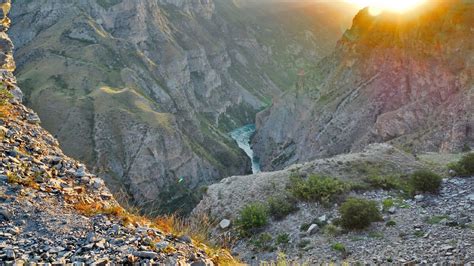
<box><xmin>72</xmin><ymin>201</ymin><xmax>240</xmax><ymax>264</ymax></box>
<box><xmin>6</xmin><ymin>171</ymin><xmax>40</xmax><ymax>190</ymax></box>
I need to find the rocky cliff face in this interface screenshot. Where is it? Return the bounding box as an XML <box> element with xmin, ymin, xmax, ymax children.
<box><xmin>9</xmin><ymin>0</ymin><xmax>350</xmax><ymax>214</ymax></box>
<box><xmin>0</xmin><ymin>4</ymin><xmax>220</xmax><ymax>263</ymax></box>
<box><xmin>254</xmin><ymin>0</ymin><xmax>473</xmax><ymax>171</ymax></box>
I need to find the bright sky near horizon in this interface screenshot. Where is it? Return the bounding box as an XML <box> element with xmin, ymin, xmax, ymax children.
<box><xmin>345</xmin><ymin>0</ymin><xmax>427</xmax><ymax>15</ymax></box>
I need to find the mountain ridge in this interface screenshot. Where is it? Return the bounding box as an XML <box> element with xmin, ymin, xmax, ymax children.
<box><xmin>253</xmin><ymin>0</ymin><xmax>473</xmax><ymax>171</ymax></box>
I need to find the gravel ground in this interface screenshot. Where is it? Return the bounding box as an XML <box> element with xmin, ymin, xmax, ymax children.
<box><xmin>235</xmin><ymin>177</ymin><xmax>474</xmax><ymax>265</ymax></box>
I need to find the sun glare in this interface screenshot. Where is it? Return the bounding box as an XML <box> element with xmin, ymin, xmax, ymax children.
<box><xmin>346</xmin><ymin>0</ymin><xmax>427</xmax><ymax>16</ymax></box>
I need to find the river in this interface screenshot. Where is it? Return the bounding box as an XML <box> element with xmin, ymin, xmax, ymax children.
<box><xmin>230</xmin><ymin>124</ymin><xmax>261</xmax><ymax>174</ymax></box>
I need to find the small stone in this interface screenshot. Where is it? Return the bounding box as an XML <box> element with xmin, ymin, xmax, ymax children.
<box><xmin>179</xmin><ymin>235</ymin><xmax>192</xmax><ymax>244</ymax></box>
<box><xmin>155</xmin><ymin>241</ymin><xmax>169</xmax><ymax>250</ymax></box>
<box><xmin>388</xmin><ymin>207</ymin><xmax>396</xmax><ymax>214</ymax></box>
<box><xmin>466</xmin><ymin>193</ymin><xmax>474</xmax><ymax>201</ymax></box>
<box><xmin>219</xmin><ymin>219</ymin><xmax>231</xmax><ymax>229</ymax></box>
<box><xmin>26</xmin><ymin>113</ymin><xmax>41</xmax><ymax>124</ymax></box>
<box><xmin>5</xmin><ymin>249</ymin><xmax>15</xmax><ymax>260</ymax></box>
<box><xmin>95</xmin><ymin>239</ymin><xmax>106</xmax><ymax>249</ymax></box>
<box><xmin>91</xmin><ymin>178</ymin><xmax>104</xmax><ymax>189</ymax></box>
<box><xmin>75</xmin><ymin>167</ymin><xmax>86</xmax><ymax>178</ymax></box>
<box><xmin>132</xmin><ymin>251</ymin><xmax>159</xmax><ymax>259</ymax></box>
<box><xmin>49</xmin><ymin>246</ymin><xmax>65</xmax><ymax>253</ymax></box>
<box><xmin>0</xmin><ymin>208</ymin><xmax>11</xmax><ymax>221</ymax></box>
<box><xmin>440</xmin><ymin>245</ymin><xmax>454</xmax><ymax>252</ymax></box>
<box><xmin>306</xmin><ymin>224</ymin><xmax>319</xmax><ymax>235</ymax></box>
<box><xmin>318</xmin><ymin>215</ymin><xmax>327</xmax><ymax>223</ymax></box>
<box><xmin>191</xmin><ymin>259</ymin><xmax>214</xmax><ymax>266</ymax></box>
<box><xmin>86</xmin><ymin>232</ymin><xmax>96</xmax><ymax>243</ymax></box>
<box><xmin>100</xmin><ymin>192</ymin><xmax>113</xmax><ymax>200</ymax></box>
<box><xmin>414</xmin><ymin>195</ymin><xmax>424</xmax><ymax>201</ymax></box>
<box><xmin>111</xmin><ymin>224</ymin><xmax>120</xmax><ymax>235</ymax></box>
<box><xmin>6</xmin><ymin>149</ymin><xmax>18</xmax><ymax>157</ymax></box>
<box><xmin>91</xmin><ymin>258</ymin><xmax>109</xmax><ymax>266</ymax></box>
<box><xmin>7</xmin><ymin>226</ymin><xmax>19</xmax><ymax>235</ymax></box>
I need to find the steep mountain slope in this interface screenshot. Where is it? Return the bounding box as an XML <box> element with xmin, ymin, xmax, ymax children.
<box><xmin>9</xmin><ymin>0</ymin><xmax>352</xmax><ymax>214</ymax></box>
<box><xmin>0</xmin><ymin>6</ymin><xmax>224</xmax><ymax>264</ymax></box>
<box><xmin>254</xmin><ymin>0</ymin><xmax>473</xmax><ymax>171</ymax></box>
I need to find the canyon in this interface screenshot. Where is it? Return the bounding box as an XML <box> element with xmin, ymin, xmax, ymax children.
<box><xmin>1</xmin><ymin>0</ymin><xmax>473</xmax><ymax>264</ymax></box>
<box><xmin>9</xmin><ymin>0</ymin><xmax>353</xmax><ymax>214</ymax></box>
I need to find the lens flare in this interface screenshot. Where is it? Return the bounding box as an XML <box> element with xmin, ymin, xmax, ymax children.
<box><xmin>346</xmin><ymin>0</ymin><xmax>427</xmax><ymax>16</ymax></box>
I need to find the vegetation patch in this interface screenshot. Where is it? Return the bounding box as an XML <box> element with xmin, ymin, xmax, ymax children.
<box><xmin>0</xmin><ymin>85</ymin><xmax>13</xmax><ymax>105</ymax></box>
<box><xmin>364</xmin><ymin>175</ymin><xmax>406</xmax><ymax>191</ymax></box>
<box><xmin>331</xmin><ymin>243</ymin><xmax>346</xmax><ymax>253</ymax></box>
<box><xmin>339</xmin><ymin>198</ymin><xmax>382</xmax><ymax>230</ymax></box>
<box><xmin>382</xmin><ymin>198</ymin><xmax>394</xmax><ymax>211</ymax></box>
<box><xmin>289</xmin><ymin>174</ymin><xmax>349</xmax><ymax>203</ymax></box>
<box><xmin>323</xmin><ymin>224</ymin><xmax>342</xmax><ymax>236</ymax></box>
<box><xmin>413</xmin><ymin>231</ymin><xmax>425</xmax><ymax>238</ymax></box>
<box><xmin>72</xmin><ymin>201</ymin><xmax>237</xmax><ymax>264</ymax></box>
<box><xmin>386</xmin><ymin>220</ymin><xmax>397</xmax><ymax>227</ymax></box>
<box><xmin>252</xmin><ymin>233</ymin><xmax>274</xmax><ymax>252</ymax></box>
<box><xmin>410</xmin><ymin>170</ymin><xmax>442</xmax><ymax>194</ymax></box>
<box><xmin>6</xmin><ymin>172</ymin><xmax>40</xmax><ymax>190</ymax></box>
<box><xmin>448</xmin><ymin>153</ymin><xmax>474</xmax><ymax>177</ymax></box>
<box><xmin>275</xmin><ymin>233</ymin><xmax>290</xmax><ymax>246</ymax></box>
<box><xmin>368</xmin><ymin>231</ymin><xmax>384</xmax><ymax>239</ymax></box>
<box><xmin>267</xmin><ymin>195</ymin><xmax>298</xmax><ymax>220</ymax></box>
<box><xmin>297</xmin><ymin>239</ymin><xmax>311</xmax><ymax>249</ymax></box>
<box><xmin>236</xmin><ymin>203</ymin><xmax>269</xmax><ymax>236</ymax></box>
<box><xmin>425</xmin><ymin>215</ymin><xmax>448</xmax><ymax>225</ymax></box>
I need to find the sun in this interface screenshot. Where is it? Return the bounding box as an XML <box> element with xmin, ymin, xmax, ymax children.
<box><xmin>346</xmin><ymin>0</ymin><xmax>427</xmax><ymax>16</ymax></box>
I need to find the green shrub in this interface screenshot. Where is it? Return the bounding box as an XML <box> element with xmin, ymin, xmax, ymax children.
<box><xmin>448</xmin><ymin>162</ymin><xmax>464</xmax><ymax>176</ymax></box>
<box><xmin>410</xmin><ymin>170</ymin><xmax>442</xmax><ymax>194</ymax></box>
<box><xmin>267</xmin><ymin>195</ymin><xmax>298</xmax><ymax>220</ymax></box>
<box><xmin>323</xmin><ymin>224</ymin><xmax>342</xmax><ymax>236</ymax></box>
<box><xmin>386</xmin><ymin>220</ymin><xmax>397</xmax><ymax>227</ymax></box>
<box><xmin>297</xmin><ymin>239</ymin><xmax>311</xmax><ymax>249</ymax></box>
<box><xmin>275</xmin><ymin>233</ymin><xmax>290</xmax><ymax>246</ymax></box>
<box><xmin>382</xmin><ymin>198</ymin><xmax>394</xmax><ymax>211</ymax></box>
<box><xmin>457</xmin><ymin>153</ymin><xmax>474</xmax><ymax>176</ymax></box>
<box><xmin>462</xmin><ymin>144</ymin><xmax>472</xmax><ymax>152</ymax></box>
<box><xmin>448</xmin><ymin>153</ymin><xmax>474</xmax><ymax>177</ymax></box>
<box><xmin>414</xmin><ymin>231</ymin><xmax>425</xmax><ymax>238</ymax></box>
<box><xmin>252</xmin><ymin>233</ymin><xmax>274</xmax><ymax>251</ymax></box>
<box><xmin>339</xmin><ymin>198</ymin><xmax>382</xmax><ymax>230</ymax></box>
<box><xmin>289</xmin><ymin>174</ymin><xmax>348</xmax><ymax>203</ymax></box>
<box><xmin>236</xmin><ymin>203</ymin><xmax>269</xmax><ymax>235</ymax></box>
<box><xmin>331</xmin><ymin>243</ymin><xmax>346</xmax><ymax>252</ymax></box>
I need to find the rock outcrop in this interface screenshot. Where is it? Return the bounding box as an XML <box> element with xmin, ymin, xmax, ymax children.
<box><xmin>0</xmin><ymin>3</ymin><xmax>223</xmax><ymax>264</ymax></box>
<box><xmin>9</xmin><ymin>0</ymin><xmax>352</xmax><ymax>213</ymax></box>
<box><xmin>253</xmin><ymin>0</ymin><xmax>473</xmax><ymax>171</ymax></box>
<box><xmin>195</xmin><ymin>144</ymin><xmax>426</xmax><ymax>220</ymax></box>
